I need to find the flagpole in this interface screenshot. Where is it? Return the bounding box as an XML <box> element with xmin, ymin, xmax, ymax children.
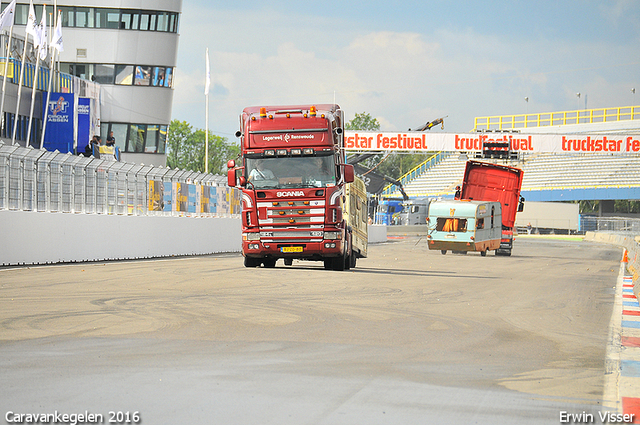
<box><xmin>0</xmin><ymin>0</ymin><xmax>16</xmax><ymax>137</ymax></box>
<box><xmin>204</xmin><ymin>47</ymin><xmax>210</xmax><ymax>173</ymax></box>
<box><xmin>11</xmin><ymin>0</ymin><xmax>35</xmax><ymax>145</ymax></box>
<box><xmin>39</xmin><ymin>15</ymin><xmax>53</xmax><ymax>150</ymax></box>
<box><xmin>0</xmin><ymin>21</ymin><xmax>13</xmax><ymax>136</ymax></box>
<box><xmin>26</xmin><ymin>4</ymin><xmax>45</xmax><ymax>145</ymax></box>
<box><xmin>41</xmin><ymin>10</ymin><xmax>60</xmax><ymax>150</ymax></box>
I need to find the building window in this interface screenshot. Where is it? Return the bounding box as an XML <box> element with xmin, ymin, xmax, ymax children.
<box><xmin>75</xmin><ymin>7</ymin><xmax>94</xmax><ymax>28</ymax></box>
<box><xmin>60</xmin><ymin>6</ymin><xmax>75</xmax><ymax>27</ymax></box>
<box><xmin>5</xmin><ymin>5</ymin><xmax>180</xmax><ymax>33</ymax></box>
<box><xmin>134</xmin><ymin>66</ymin><xmax>152</xmax><ymax>86</ymax></box>
<box><xmin>102</xmin><ymin>123</ymin><xmax>168</xmax><ymax>154</ymax></box>
<box><xmin>158</xmin><ymin>125</ymin><xmax>167</xmax><ymax>154</ymax></box>
<box><xmin>95</xmin><ymin>8</ymin><xmax>120</xmax><ymax>29</ymax></box>
<box><xmin>151</xmin><ymin>67</ymin><xmax>166</xmax><ymax>87</ymax></box>
<box><xmin>94</xmin><ymin>64</ymin><xmax>115</xmax><ymax>84</ymax></box>
<box><xmin>164</xmin><ymin>68</ymin><xmax>173</xmax><ymax>88</ymax></box>
<box><xmin>115</xmin><ymin>65</ymin><xmax>134</xmax><ymax>85</ymax></box>
<box><xmin>128</xmin><ymin>124</ymin><xmax>146</xmax><ymax>153</ymax></box>
<box><xmin>62</xmin><ymin>63</ymin><xmax>173</xmax><ymax>88</ymax></box>
<box><xmin>146</xmin><ymin>125</ymin><xmax>159</xmax><ymax>153</ymax></box>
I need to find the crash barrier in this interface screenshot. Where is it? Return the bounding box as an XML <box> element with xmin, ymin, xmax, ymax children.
<box><xmin>584</xmin><ymin>229</ymin><xmax>640</xmax><ymax>300</ymax></box>
<box><xmin>0</xmin><ymin>142</ymin><xmax>243</xmax><ymax>265</ymax></box>
<box><xmin>0</xmin><ymin>142</ymin><xmax>241</xmax><ymax>216</ymax></box>
<box><xmin>368</xmin><ymin>224</ymin><xmax>387</xmax><ymax>243</ymax></box>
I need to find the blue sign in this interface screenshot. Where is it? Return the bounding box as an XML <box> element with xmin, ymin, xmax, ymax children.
<box><xmin>42</xmin><ymin>93</ymin><xmax>75</xmax><ymax>153</ymax></box>
<box><xmin>77</xmin><ymin>98</ymin><xmax>90</xmax><ymax>153</ymax></box>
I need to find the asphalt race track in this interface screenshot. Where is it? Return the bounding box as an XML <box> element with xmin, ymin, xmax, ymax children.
<box><xmin>0</xmin><ymin>237</ymin><xmax>621</xmax><ymax>424</ymax></box>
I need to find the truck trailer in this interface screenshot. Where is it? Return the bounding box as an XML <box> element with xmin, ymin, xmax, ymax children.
<box><xmin>227</xmin><ymin>104</ymin><xmax>367</xmax><ymax>270</ymax></box>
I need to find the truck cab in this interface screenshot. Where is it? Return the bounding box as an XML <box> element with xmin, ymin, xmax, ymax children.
<box><xmin>227</xmin><ymin>104</ymin><xmax>367</xmax><ymax>270</ymax></box>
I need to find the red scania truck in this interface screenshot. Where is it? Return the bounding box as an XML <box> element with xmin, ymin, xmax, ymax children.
<box><xmin>227</xmin><ymin>104</ymin><xmax>368</xmax><ymax>270</ymax></box>
<box><xmin>456</xmin><ymin>160</ymin><xmax>524</xmax><ymax>256</ymax></box>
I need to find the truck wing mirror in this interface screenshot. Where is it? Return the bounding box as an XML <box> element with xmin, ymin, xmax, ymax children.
<box><xmin>227</xmin><ymin>168</ymin><xmax>237</xmax><ymax>187</ymax></box>
<box><xmin>227</xmin><ymin>159</ymin><xmax>235</xmax><ymax>169</ymax></box>
<box><xmin>343</xmin><ymin>164</ymin><xmax>355</xmax><ymax>183</ymax></box>
<box><xmin>518</xmin><ymin>196</ymin><xmax>525</xmax><ymax>212</ymax></box>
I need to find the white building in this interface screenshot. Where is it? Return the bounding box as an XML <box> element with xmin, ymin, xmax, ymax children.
<box><xmin>3</xmin><ymin>0</ymin><xmax>182</xmax><ymax>166</ymax></box>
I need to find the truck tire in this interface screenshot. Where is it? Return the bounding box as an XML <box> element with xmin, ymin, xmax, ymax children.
<box><xmin>244</xmin><ymin>257</ymin><xmax>261</xmax><ymax>267</ymax></box>
<box><xmin>441</xmin><ymin>250</ymin><xmax>447</xmax><ymax>255</ymax></box>
<box><xmin>350</xmin><ymin>250</ymin><xmax>357</xmax><ymax>268</ymax></box>
<box><xmin>481</xmin><ymin>249</ymin><xmax>487</xmax><ymax>257</ymax></box>
<box><xmin>284</xmin><ymin>258</ymin><xmax>293</xmax><ymax>266</ymax></box>
<box><xmin>263</xmin><ymin>258</ymin><xmax>277</xmax><ymax>268</ymax></box>
<box><xmin>323</xmin><ymin>259</ymin><xmax>332</xmax><ymax>270</ymax></box>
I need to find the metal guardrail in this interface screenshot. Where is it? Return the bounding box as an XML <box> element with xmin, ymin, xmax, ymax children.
<box><xmin>0</xmin><ymin>141</ymin><xmax>241</xmax><ymax>217</ymax></box>
<box><xmin>580</xmin><ymin>216</ymin><xmax>640</xmax><ymax>234</ymax></box>
<box><xmin>474</xmin><ymin>105</ymin><xmax>640</xmax><ymax>131</ymax></box>
<box><xmin>381</xmin><ymin>151</ymin><xmax>445</xmax><ymax>197</ymax></box>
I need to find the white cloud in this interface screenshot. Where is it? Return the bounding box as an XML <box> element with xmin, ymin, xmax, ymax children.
<box><xmin>171</xmin><ymin>5</ymin><xmax>640</xmax><ymax>137</ymax></box>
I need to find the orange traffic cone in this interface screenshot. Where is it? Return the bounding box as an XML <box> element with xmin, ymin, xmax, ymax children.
<box><xmin>622</xmin><ymin>249</ymin><xmax>629</xmax><ymax>263</ymax></box>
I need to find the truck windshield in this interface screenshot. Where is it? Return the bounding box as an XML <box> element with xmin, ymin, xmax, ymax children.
<box><xmin>246</xmin><ymin>155</ymin><xmax>336</xmax><ymax>189</ymax></box>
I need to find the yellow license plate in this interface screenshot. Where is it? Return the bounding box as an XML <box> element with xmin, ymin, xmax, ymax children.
<box><xmin>282</xmin><ymin>246</ymin><xmax>303</xmax><ymax>253</ymax></box>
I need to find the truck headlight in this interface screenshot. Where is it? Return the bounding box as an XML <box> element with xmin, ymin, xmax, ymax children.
<box><xmin>324</xmin><ymin>231</ymin><xmax>341</xmax><ymax>240</ymax></box>
<box><xmin>243</xmin><ymin>232</ymin><xmax>260</xmax><ymax>241</ymax></box>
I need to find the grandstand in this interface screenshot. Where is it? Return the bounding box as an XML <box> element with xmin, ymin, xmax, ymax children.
<box><xmin>384</xmin><ymin>105</ymin><xmax>640</xmax><ymax>203</ymax></box>
<box><xmin>386</xmin><ymin>152</ymin><xmax>640</xmax><ymax>202</ymax></box>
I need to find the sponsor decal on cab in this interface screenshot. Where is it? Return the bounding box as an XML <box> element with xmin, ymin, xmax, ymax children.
<box><xmin>277</xmin><ymin>191</ymin><xmax>305</xmax><ymax>197</ymax></box>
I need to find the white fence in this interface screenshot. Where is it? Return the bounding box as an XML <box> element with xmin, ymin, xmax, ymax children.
<box><xmin>0</xmin><ymin>142</ymin><xmax>243</xmax><ymax>265</ymax></box>
<box><xmin>0</xmin><ymin>142</ymin><xmax>241</xmax><ymax>216</ymax></box>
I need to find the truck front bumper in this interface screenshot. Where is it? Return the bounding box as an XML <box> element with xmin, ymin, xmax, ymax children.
<box><xmin>243</xmin><ymin>240</ymin><xmax>344</xmax><ymax>260</ymax></box>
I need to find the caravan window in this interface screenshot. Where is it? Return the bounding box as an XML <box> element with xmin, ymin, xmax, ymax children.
<box><xmin>436</xmin><ymin>217</ymin><xmax>468</xmax><ymax>232</ymax></box>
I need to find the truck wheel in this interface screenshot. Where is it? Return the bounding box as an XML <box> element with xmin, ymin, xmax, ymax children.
<box><xmin>350</xmin><ymin>251</ymin><xmax>357</xmax><ymax>268</ymax></box>
<box><xmin>441</xmin><ymin>250</ymin><xmax>447</xmax><ymax>255</ymax></box>
<box><xmin>481</xmin><ymin>249</ymin><xmax>487</xmax><ymax>257</ymax></box>
<box><xmin>331</xmin><ymin>253</ymin><xmax>346</xmax><ymax>271</ymax></box>
<box><xmin>323</xmin><ymin>259</ymin><xmax>332</xmax><ymax>270</ymax></box>
<box><xmin>263</xmin><ymin>258</ymin><xmax>277</xmax><ymax>268</ymax></box>
<box><xmin>244</xmin><ymin>257</ymin><xmax>261</xmax><ymax>267</ymax></box>
<box><xmin>284</xmin><ymin>258</ymin><xmax>293</xmax><ymax>266</ymax></box>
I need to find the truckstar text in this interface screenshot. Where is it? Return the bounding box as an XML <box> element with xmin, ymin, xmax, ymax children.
<box><xmin>562</xmin><ymin>136</ymin><xmax>640</xmax><ymax>152</ymax></box>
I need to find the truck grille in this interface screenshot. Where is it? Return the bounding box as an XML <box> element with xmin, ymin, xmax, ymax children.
<box><xmin>257</xmin><ymin>200</ymin><xmax>326</xmax><ymax>242</ymax></box>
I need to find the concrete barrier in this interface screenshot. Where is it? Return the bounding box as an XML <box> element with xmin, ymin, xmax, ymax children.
<box><xmin>585</xmin><ymin>231</ymin><xmax>640</xmax><ymax>299</ymax></box>
<box><xmin>368</xmin><ymin>224</ymin><xmax>387</xmax><ymax>244</ymax></box>
<box><xmin>0</xmin><ymin>210</ymin><xmax>242</xmax><ymax>266</ymax></box>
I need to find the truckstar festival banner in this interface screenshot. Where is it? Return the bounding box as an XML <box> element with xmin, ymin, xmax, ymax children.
<box><xmin>344</xmin><ymin>131</ymin><xmax>640</xmax><ymax>154</ymax></box>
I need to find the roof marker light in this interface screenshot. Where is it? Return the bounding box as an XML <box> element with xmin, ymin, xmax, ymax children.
<box><xmin>260</xmin><ymin>107</ymin><xmax>267</xmax><ymax>118</ymax></box>
<box><xmin>310</xmin><ymin>106</ymin><xmax>317</xmax><ymax>117</ymax></box>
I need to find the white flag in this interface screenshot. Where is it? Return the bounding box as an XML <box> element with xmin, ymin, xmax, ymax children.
<box><xmin>36</xmin><ymin>5</ymin><xmax>47</xmax><ymax>60</ymax></box>
<box><xmin>50</xmin><ymin>12</ymin><xmax>63</xmax><ymax>52</ymax></box>
<box><xmin>204</xmin><ymin>48</ymin><xmax>211</xmax><ymax>95</ymax></box>
<box><xmin>25</xmin><ymin>0</ymin><xmax>37</xmax><ymax>39</ymax></box>
<box><xmin>0</xmin><ymin>0</ymin><xmax>17</xmax><ymax>30</ymax></box>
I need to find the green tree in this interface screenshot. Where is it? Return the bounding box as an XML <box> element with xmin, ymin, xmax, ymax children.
<box><xmin>167</xmin><ymin>120</ymin><xmax>240</xmax><ymax>174</ymax></box>
<box><xmin>345</xmin><ymin>112</ymin><xmax>381</xmax><ymax>131</ymax></box>
<box><xmin>346</xmin><ymin>112</ymin><xmax>433</xmax><ymax>180</ymax></box>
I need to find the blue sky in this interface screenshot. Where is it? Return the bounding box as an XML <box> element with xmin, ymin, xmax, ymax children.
<box><xmin>170</xmin><ymin>0</ymin><xmax>640</xmax><ymax>138</ymax></box>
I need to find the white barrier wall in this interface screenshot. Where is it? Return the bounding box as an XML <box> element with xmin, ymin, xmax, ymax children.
<box><xmin>0</xmin><ymin>210</ymin><xmax>242</xmax><ymax>266</ymax></box>
<box><xmin>584</xmin><ymin>231</ymin><xmax>640</xmax><ymax>299</ymax></box>
<box><xmin>368</xmin><ymin>224</ymin><xmax>387</xmax><ymax>244</ymax></box>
